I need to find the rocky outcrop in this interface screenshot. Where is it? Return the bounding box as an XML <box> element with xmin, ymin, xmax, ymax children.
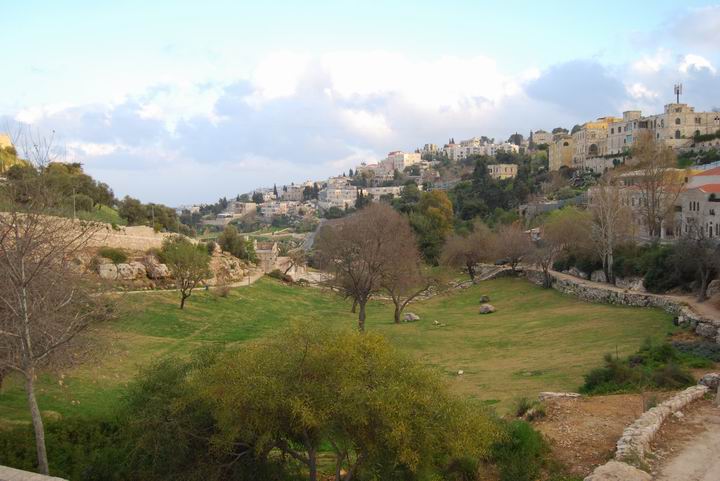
<box><xmin>538</xmin><ymin>392</ymin><xmax>581</xmax><ymax>401</ymax></box>
<box><xmin>143</xmin><ymin>255</ymin><xmax>170</xmax><ymax>279</ymax></box>
<box><xmin>583</xmin><ymin>460</ymin><xmax>651</xmax><ymax>481</ymax></box>
<box><xmin>403</xmin><ymin>312</ymin><xmax>420</xmax><ymax>322</ymax></box>
<box><xmin>208</xmin><ymin>252</ymin><xmax>247</xmax><ymax>285</ymax></box>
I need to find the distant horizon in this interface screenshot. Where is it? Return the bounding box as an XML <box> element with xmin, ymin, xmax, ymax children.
<box><xmin>3</xmin><ymin>0</ymin><xmax>720</xmax><ymax>205</ymax></box>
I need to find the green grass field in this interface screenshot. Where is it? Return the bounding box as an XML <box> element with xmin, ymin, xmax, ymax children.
<box><xmin>0</xmin><ymin>277</ymin><xmax>674</xmax><ymax>423</ymax></box>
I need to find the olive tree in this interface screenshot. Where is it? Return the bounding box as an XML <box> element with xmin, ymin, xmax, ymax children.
<box><xmin>161</xmin><ymin>236</ymin><xmax>211</xmax><ymax>309</ymax></box>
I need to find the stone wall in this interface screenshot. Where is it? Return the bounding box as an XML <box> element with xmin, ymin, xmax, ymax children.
<box><xmin>0</xmin><ymin>465</ymin><xmax>67</xmax><ymax>481</ymax></box>
<box><xmin>87</xmin><ymin>225</ymin><xmax>180</xmax><ymax>252</ymax></box>
<box><xmin>523</xmin><ymin>269</ymin><xmax>720</xmax><ymax>345</ymax></box>
<box><xmin>583</xmin><ymin>383</ymin><xmax>710</xmax><ymax>480</ymax></box>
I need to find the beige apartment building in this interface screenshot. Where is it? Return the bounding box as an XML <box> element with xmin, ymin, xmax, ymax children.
<box><xmin>548</xmin><ymin>134</ymin><xmax>574</xmax><ymax>171</ymax></box>
<box><xmin>386</xmin><ymin>151</ymin><xmax>421</xmax><ymax>171</ymax></box>
<box><xmin>571</xmin><ymin>117</ymin><xmax>621</xmax><ymax>170</ymax></box>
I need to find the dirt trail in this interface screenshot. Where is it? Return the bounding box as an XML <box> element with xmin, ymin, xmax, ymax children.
<box><xmin>651</xmin><ymin>399</ymin><xmax>720</xmax><ymax>481</ymax></box>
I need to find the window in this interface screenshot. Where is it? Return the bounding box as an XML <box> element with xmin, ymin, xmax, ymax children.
<box><xmin>675</xmin><ymin>130</ymin><xmax>681</xmax><ymax>139</ymax></box>
<box><xmin>675</xmin><ymin>118</ymin><xmax>681</xmax><ymax>125</ymax></box>
<box><xmin>661</xmin><ymin>119</ymin><xmax>665</xmax><ymax>128</ymax></box>
<box><xmin>695</xmin><ymin>117</ymin><xmax>701</xmax><ymax>125</ymax></box>
<box><xmin>611</xmin><ymin>128</ymin><xmax>614</xmax><ymax>134</ymax></box>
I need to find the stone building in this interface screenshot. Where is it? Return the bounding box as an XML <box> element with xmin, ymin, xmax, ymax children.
<box><xmin>254</xmin><ymin>241</ymin><xmax>279</xmax><ymax>273</ymax></box>
<box><xmin>530</xmin><ymin>129</ymin><xmax>553</xmax><ymax>146</ymax></box>
<box><xmin>548</xmin><ymin>134</ymin><xmax>573</xmax><ymax>171</ymax></box>
<box><xmin>679</xmin><ymin>183</ymin><xmax>720</xmax><ymax>239</ymax></box>
<box><xmin>571</xmin><ymin>117</ymin><xmax>621</xmax><ymax>171</ymax></box>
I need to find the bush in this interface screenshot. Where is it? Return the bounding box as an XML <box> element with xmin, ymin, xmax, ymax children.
<box><xmin>514</xmin><ymin>397</ymin><xmax>546</xmax><ymax>421</ymax></box>
<box><xmin>98</xmin><ymin>246</ymin><xmax>127</xmax><ymax>264</ymax></box>
<box><xmin>672</xmin><ymin>341</ymin><xmax>720</xmax><ymax>363</ymax></box>
<box><xmin>580</xmin><ymin>341</ymin><xmax>696</xmax><ymax>394</ymax></box>
<box><xmin>206</xmin><ymin>240</ymin><xmax>217</xmax><ymax>255</ymax></box>
<box><xmin>492</xmin><ymin>420</ymin><xmax>549</xmax><ymax>481</ymax></box>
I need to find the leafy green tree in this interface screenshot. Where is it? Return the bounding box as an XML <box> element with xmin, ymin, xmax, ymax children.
<box><xmin>409</xmin><ymin>190</ymin><xmax>454</xmax><ymax>264</ymax></box>
<box><xmin>218</xmin><ymin>225</ymin><xmax>257</xmax><ymax>262</ymax></box>
<box><xmin>201</xmin><ymin>324</ymin><xmax>502</xmax><ymax>481</ymax></box>
<box><xmin>161</xmin><ymin>236</ymin><xmax>211</xmax><ymax>309</ymax></box>
<box><xmin>252</xmin><ymin>192</ymin><xmax>264</xmax><ymax>204</ymax></box>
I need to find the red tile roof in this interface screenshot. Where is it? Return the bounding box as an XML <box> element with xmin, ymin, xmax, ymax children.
<box><xmin>694</xmin><ymin>167</ymin><xmax>720</xmax><ymax>176</ymax></box>
<box><xmin>698</xmin><ymin>184</ymin><xmax>720</xmax><ymax>193</ymax></box>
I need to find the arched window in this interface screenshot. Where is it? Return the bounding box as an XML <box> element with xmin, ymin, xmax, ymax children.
<box><xmin>675</xmin><ymin>118</ymin><xmax>681</xmax><ymax>125</ymax></box>
<box><xmin>695</xmin><ymin>130</ymin><xmax>701</xmax><ymax>137</ymax></box>
<box><xmin>589</xmin><ymin>144</ymin><xmax>598</xmax><ymax>156</ymax></box>
<box><xmin>675</xmin><ymin>130</ymin><xmax>681</xmax><ymax>139</ymax></box>
<box><xmin>563</xmin><ymin>141</ymin><xmax>569</xmax><ymax>147</ymax></box>
<box><xmin>661</xmin><ymin>119</ymin><xmax>665</xmax><ymax>128</ymax></box>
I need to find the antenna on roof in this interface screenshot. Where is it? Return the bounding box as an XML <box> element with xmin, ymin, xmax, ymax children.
<box><xmin>674</xmin><ymin>83</ymin><xmax>683</xmax><ymax>104</ymax></box>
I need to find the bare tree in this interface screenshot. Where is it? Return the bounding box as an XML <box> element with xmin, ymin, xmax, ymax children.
<box><xmin>0</xmin><ymin>144</ymin><xmax>109</xmax><ymax>474</ymax></box>
<box><xmin>626</xmin><ymin>132</ymin><xmax>685</xmax><ymax>240</ymax></box>
<box><xmin>379</xmin><ymin>222</ymin><xmax>430</xmax><ymax>323</ymax></box>
<box><xmin>441</xmin><ymin>221</ymin><xmax>493</xmax><ymax>281</ymax></box>
<box><xmin>162</xmin><ymin>236</ymin><xmax>211</xmax><ymax>309</ymax></box>
<box><xmin>532</xmin><ymin>207</ymin><xmax>593</xmax><ymax>287</ymax></box>
<box><xmin>283</xmin><ymin>248</ymin><xmax>307</xmax><ymax>276</ymax></box>
<box><xmin>315</xmin><ymin>203</ymin><xmax>412</xmax><ymax>331</ymax></box>
<box><xmin>589</xmin><ymin>175</ymin><xmax>632</xmax><ymax>284</ymax></box>
<box><xmin>492</xmin><ymin>223</ymin><xmax>532</xmax><ymax>272</ymax></box>
<box><xmin>674</xmin><ymin>220</ymin><xmax>720</xmax><ymax>302</ymax></box>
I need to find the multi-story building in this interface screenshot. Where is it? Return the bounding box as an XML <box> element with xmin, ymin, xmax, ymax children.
<box><xmin>571</xmin><ymin>117</ymin><xmax>621</xmax><ymax>171</ymax></box>
<box><xmin>530</xmin><ymin>130</ymin><xmax>553</xmax><ymax>146</ymax></box>
<box><xmin>443</xmin><ymin>138</ymin><xmax>519</xmax><ymax>161</ymax></box>
<box><xmin>422</xmin><ymin>144</ymin><xmax>439</xmax><ymax>155</ymax></box>
<box><xmin>386</xmin><ymin>151</ymin><xmax>421</xmax><ymax>171</ymax></box>
<box><xmin>318</xmin><ymin>187</ymin><xmax>360</xmax><ymax>210</ymax></box>
<box><xmin>487</xmin><ymin>163</ymin><xmax>518</xmax><ymax>180</ymax></box>
<box><xmin>281</xmin><ymin>184</ymin><xmax>305</xmax><ymax>201</ymax></box>
<box><xmin>548</xmin><ymin>134</ymin><xmax>574</xmax><ymax>171</ymax></box>
<box><xmin>260</xmin><ymin>201</ymin><xmax>292</xmax><ymax>219</ymax></box>
<box><xmin>678</xmin><ymin>183</ymin><xmax>720</xmax><ymax>239</ymax></box>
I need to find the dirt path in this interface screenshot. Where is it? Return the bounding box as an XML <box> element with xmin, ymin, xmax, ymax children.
<box><xmin>651</xmin><ymin>399</ymin><xmax>720</xmax><ymax>481</ymax></box>
<box><xmin>534</xmin><ymin>394</ymin><xmax>669</xmax><ymax>477</ymax></box>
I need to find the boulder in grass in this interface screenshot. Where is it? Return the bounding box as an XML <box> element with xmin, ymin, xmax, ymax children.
<box><xmin>479</xmin><ymin>304</ymin><xmax>495</xmax><ymax>314</ymax></box>
<box><xmin>403</xmin><ymin>312</ymin><xmax>420</xmax><ymax>322</ymax></box>
<box><xmin>479</xmin><ymin>295</ymin><xmax>490</xmax><ymax>303</ymax></box>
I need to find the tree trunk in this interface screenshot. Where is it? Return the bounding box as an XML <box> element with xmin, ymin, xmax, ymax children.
<box><xmin>25</xmin><ymin>370</ymin><xmax>49</xmax><ymax>475</ymax></box>
<box><xmin>351</xmin><ymin>298</ymin><xmax>357</xmax><ymax>313</ymax></box>
<box><xmin>358</xmin><ymin>301</ymin><xmax>367</xmax><ymax>332</ymax></box>
<box><xmin>307</xmin><ymin>448</ymin><xmax>317</xmax><ymax>481</ymax></box>
<box><xmin>607</xmin><ymin>250</ymin><xmax>615</xmax><ymax>285</ymax></box>
<box><xmin>698</xmin><ymin>270</ymin><xmax>709</xmax><ymax>302</ymax></box>
<box><xmin>180</xmin><ymin>293</ymin><xmax>187</xmax><ymax>309</ymax></box>
<box><xmin>467</xmin><ymin>263</ymin><xmax>476</xmax><ymax>282</ymax></box>
<box><xmin>542</xmin><ymin>267</ymin><xmax>551</xmax><ymax>288</ymax></box>
<box><xmin>394</xmin><ymin>301</ymin><xmax>401</xmax><ymax>323</ymax></box>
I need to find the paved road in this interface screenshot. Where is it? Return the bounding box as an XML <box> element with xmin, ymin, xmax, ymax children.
<box><xmin>654</xmin><ymin>402</ymin><xmax>720</xmax><ymax>481</ymax></box>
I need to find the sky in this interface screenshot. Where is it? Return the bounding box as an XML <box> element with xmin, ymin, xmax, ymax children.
<box><xmin>2</xmin><ymin>0</ymin><xmax>720</xmax><ymax>205</ymax></box>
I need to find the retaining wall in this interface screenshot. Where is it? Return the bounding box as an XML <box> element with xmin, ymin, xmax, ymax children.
<box><xmin>523</xmin><ymin>269</ymin><xmax>720</xmax><ymax>345</ymax></box>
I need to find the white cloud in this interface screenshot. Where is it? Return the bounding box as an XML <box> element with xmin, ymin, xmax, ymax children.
<box><xmin>626</xmin><ymin>82</ymin><xmax>658</xmax><ymax>100</ymax></box>
<box><xmin>339</xmin><ymin>109</ymin><xmax>392</xmax><ymax>140</ymax></box>
<box><xmin>679</xmin><ymin>54</ymin><xmax>716</xmax><ymax>74</ymax></box>
<box><xmin>631</xmin><ymin>49</ymin><xmax>671</xmax><ymax>74</ymax></box>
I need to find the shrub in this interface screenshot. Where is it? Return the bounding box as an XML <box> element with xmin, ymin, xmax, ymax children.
<box><xmin>672</xmin><ymin>341</ymin><xmax>720</xmax><ymax>363</ymax></box>
<box><xmin>98</xmin><ymin>246</ymin><xmax>127</xmax><ymax>264</ymax></box>
<box><xmin>514</xmin><ymin>397</ymin><xmax>546</xmax><ymax>421</ymax></box>
<box><xmin>580</xmin><ymin>341</ymin><xmax>696</xmax><ymax>395</ymax></box>
<box><xmin>492</xmin><ymin>420</ymin><xmax>549</xmax><ymax>481</ymax></box>
<box><xmin>206</xmin><ymin>240</ymin><xmax>217</xmax><ymax>255</ymax></box>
